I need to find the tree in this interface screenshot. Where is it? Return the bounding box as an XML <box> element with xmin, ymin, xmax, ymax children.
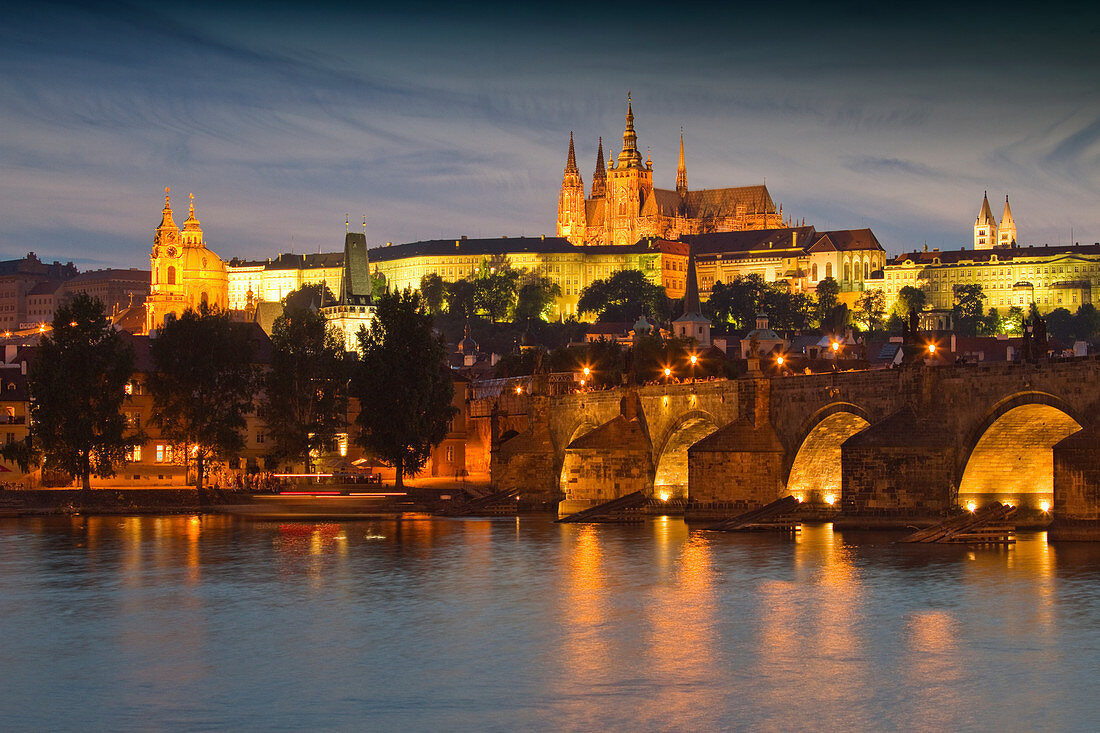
<box><xmin>370</xmin><ymin>270</ymin><xmax>388</xmax><ymax>300</ymax></box>
<box><xmin>15</xmin><ymin>294</ymin><xmax>138</xmax><ymax>491</ymax></box>
<box><xmin>473</xmin><ymin>257</ymin><xmax>520</xmax><ymax>322</ymax></box>
<box><xmin>704</xmin><ymin>275</ymin><xmax>768</xmax><ymax>330</ymax></box>
<box><xmin>445</xmin><ymin>278</ymin><xmax>476</xmax><ymax>317</ymax></box>
<box><xmin>1004</xmin><ymin>305</ymin><xmax>1025</xmax><ymax>335</ymax></box>
<box><xmin>1073</xmin><ymin>303</ymin><xmax>1100</xmax><ymax>341</ymax></box>
<box><xmin>854</xmin><ymin>289</ymin><xmax>886</xmax><ymax>333</ymax></box>
<box><xmin>148</xmin><ymin>308</ymin><xmax>256</xmax><ymax>495</ymax></box>
<box><xmin>283</xmin><ymin>283</ymin><xmax>335</xmax><ymax>312</ymax></box>
<box><xmin>978</xmin><ymin>307</ymin><xmax>1002</xmax><ymax>337</ymax></box>
<box><xmin>894</xmin><ymin>285</ymin><xmax>928</xmax><ymax>318</ymax></box>
<box><xmin>765</xmin><ymin>286</ymin><xmax>815</xmax><ymax>331</ymax></box>
<box><xmin>814</xmin><ymin>277</ymin><xmax>840</xmax><ymax>326</ymax></box>
<box><xmin>515</xmin><ymin>274</ymin><xmax>562</xmax><ymax>322</ymax></box>
<box><xmin>577</xmin><ymin>270</ymin><xmax>668</xmax><ymax>323</ymax></box>
<box><xmin>352</xmin><ymin>288</ymin><xmax>457</xmax><ymax>488</ymax></box>
<box><xmin>952</xmin><ymin>283</ymin><xmax>986</xmax><ymax>336</ymax></box>
<box><xmin>262</xmin><ymin>307</ymin><xmax>349</xmax><ymax>471</ymax></box>
<box><xmin>419</xmin><ymin>273</ymin><xmax>446</xmax><ymax>315</ymax></box>
<box><xmin>1045</xmin><ymin>307</ymin><xmax>1074</xmax><ymax>344</ymax></box>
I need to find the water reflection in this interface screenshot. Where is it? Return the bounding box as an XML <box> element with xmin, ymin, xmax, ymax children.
<box><xmin>1</xmin><ymin>516</ymin><xmax>1100</xmax><ymax>731</ymax></box>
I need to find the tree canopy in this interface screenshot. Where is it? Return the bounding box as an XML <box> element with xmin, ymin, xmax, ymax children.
<box><xmin>283</xmin><ymin>283</ymin><xmax>335</xmax><ymax>312</ymax></box>
<box><xmin>894</xmin><ymin>285</ymin><xmax>928</xmax><ymax>317</ymax></box>
<box><xmin>262</xmin><ymin>306</ymin><xmax>349</xmax><ymax>471</ymax></box>
<box><xmin>951</xmin><ymin>283</ymin><xmax>986</xmax><ymax>336</ymax></box>
<box><xmin>577</xmin><ymin>270</ymin><xmax>668</xmax><ymax>323</ymax></box>
<box><xmin>473</xmin><ymin>256</ymin><xmax>520</xmax><ymax>322</ymax></box>
<box><xmin>514</xmin><ymin>274</ymin><xmax>562</xmax><ymax>322</ymax></box>
<box><xmin>855</xmin><ymin>289</ymin><xmax>886</xmax><ymax>333</ymax></box>
<box><xmin>419</xmin><ymin>273</ymin><xmax>446</xmax><ymax>315</ymax></box>
<box><xmin>352</xmin><ymin>288</ymin><xmax>456</xmax><ymax>487</ymax></box>
<box><xmin>148</xmin><ymin>308</ymin><xmax>256</xmax><ymax>494</ymax></box>
<box><xmin>15</xmin><ymin>293</ymin><xmax>138</xmax><ymax>490</ymax></box>
<box><xmin>814</xmin><ymin>277</ymin><xmax>840</xmax><ymax>325</ymax></box>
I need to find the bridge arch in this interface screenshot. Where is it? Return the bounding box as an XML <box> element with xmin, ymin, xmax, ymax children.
<box><xmin>652</xmin><ymin>410</ymin><xmax>721</xmax><ymax>501</ymax></box>
<box><xmin>958</xmin><ymin>391</ymin><xmax>1086</xmax><ymax>511</ymax></box>
<box><xmin>557</xmin><ymin>418</ymin><xmax>603</xmax><ymax>496</ymax></box>
<box><xmin>786</xmin><ymin>402</ymin><xmax>872</xmax><ymax>504</ymax></box>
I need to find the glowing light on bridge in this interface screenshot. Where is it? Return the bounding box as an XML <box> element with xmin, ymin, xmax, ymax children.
<box><xmin>966</xmin><ymin>500</ymin><xmax>977</xmax><ymax>513</ymax></box>
<box><xmin>658</xmin><ymin>491</ymin><xmax>670</xmax><ymax>502</ymax></box>
<box><xmin>1040</xmin><ymin>500</ymin><xmax>1051</xmax><ymax>513</ymax></box>
<box><xmin>824</xmin><ymin>493</ymin><xmax>836</xmax><ymax>506</ymax></box>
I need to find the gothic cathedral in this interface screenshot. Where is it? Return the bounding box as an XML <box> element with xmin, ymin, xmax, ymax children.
<box><xmin>556</xmin><ymin>96</ymin><xmax>785</xmax><ymax>246</ymax></box>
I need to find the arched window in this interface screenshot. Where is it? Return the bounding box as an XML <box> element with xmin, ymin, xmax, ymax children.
<box><xmin>811</xmin><ymin>263</ymin><xmax>818</xmax><ymax>281</ymax></box>
<box><xmin>844</xmin><ymin>262</ymin><xmax>851</xmax><ymax>282</ymax></box>
<box><xmin>825</xmin><ymin>262</ymin><xmax>833</xmax><ymax>279</ymax></box>
<box><xmin>864</xmin><ymin>262</ymin><xmax>870</xmax><ymax>279</ymax></box>
<box><xmin>200</xmin><ymin>292</ymin><xmax>209</xmax><ymax>309</ymax></box>
<box><xmin>167</xmin><ymin>267</ymin><xmax>176</xmax><ymax>285</ymax></box>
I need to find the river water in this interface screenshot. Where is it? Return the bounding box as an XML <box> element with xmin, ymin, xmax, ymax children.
<box><xmin>2</xmin><ymin>515</ymin><xmax>1099</xmax><ymax>731</ymax></box>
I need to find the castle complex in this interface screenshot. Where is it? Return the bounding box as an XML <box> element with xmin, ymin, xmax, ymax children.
<box><xmin>557</xmin><ymin>97</ymin><xmax>784</xmax><ymax>246</ymax></box>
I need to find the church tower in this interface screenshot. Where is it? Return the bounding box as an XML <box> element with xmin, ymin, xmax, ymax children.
<box><xmin>606</xmin><ymin>94</ymin><xmax>654</xmax><ymax>245</ymax></box>
<box><xmin>146</xmin><ymin>190</ymin><xmax>228</xmax><ymax>332</ymax></box>
<box><xmin>974</xmin><ymin>191</ymin><xmax>999</xmax><ymax>250</ymax></box>
<box><xmin>556</xmin><ymin>132</ymin><xmax>587</xmax><ymax>240</ymax></box>
<box><xmin>998</xmin><ymin>195</ymin><xmax>1017</xmax><ymax>248</ymax></box>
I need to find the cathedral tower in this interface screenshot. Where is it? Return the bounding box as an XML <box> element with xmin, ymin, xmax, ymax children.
<box><xmin>556</xmin><ymin>132</ymin><xmax>587</xmax><ymax>239</ymax></box>
<box><xmin>974</xmin><ymin>191</ymin><xmax>998</xmax><ymax>250</ymax></box>
<box><xmin>606</xmin><ymin>95</ymin><xmax>654</xmax><ymax>245</ymax></box>
<box><xmin>998</xmin><ymin>195</ymin><xmax>1017</xmax><ymax>248</ymax></box>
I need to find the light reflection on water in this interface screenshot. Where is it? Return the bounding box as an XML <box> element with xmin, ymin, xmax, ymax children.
<box><xmin>2</xmin><ymin>516</ymin><xmax>1100</xmax><ymax>731</ymax></box>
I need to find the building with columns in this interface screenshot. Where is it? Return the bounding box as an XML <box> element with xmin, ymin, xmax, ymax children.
<box><xmin>557</xmin><ymin>96</ymin><xmax>785</xmax><ymax>247</ymax></box>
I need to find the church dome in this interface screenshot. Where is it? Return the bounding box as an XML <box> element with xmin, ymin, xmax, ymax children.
<box><xmin>459</xmin><ymin>334</ymin><xmax>478</xmax><ymax>356</ymax></box>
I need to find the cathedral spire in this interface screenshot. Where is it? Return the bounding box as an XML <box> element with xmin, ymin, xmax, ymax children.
<box><xmin>676</xmin><ymin>128</ymin><xmax>688</xmax><ymax>196</ymax></box>
<box><xmin>591</xmin><ymin>136</ymin><xmax>606</xmax><ymax>198</ymax></box>
<box><xmin>976</xmin><ymin>190</ymin><xmax>996</xmax><ymax>227</ymax></box>
<box><xmin>999</xmin><ymin>194</ymin><xmax>1017</xmax><ymax>247</ymax></box>
<box><xmin>155</xmin><ymin>186</ymin><xmax>180</xmax><ymax>247</ymax></box>
<box><xmin>565</xmin><ymin>131</ymin><xmax>579</xmax><ymax>176</ymax></box>
<box><xmin>617</xmin><ymin>93</ymin><xmax>643</xmax><ymax>169</ymax></box>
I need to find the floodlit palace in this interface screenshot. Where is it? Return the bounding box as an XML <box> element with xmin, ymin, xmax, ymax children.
<box><xmin>877</xmin><ymin>192</ymin><xmax>1100</xmax><ymax>314</ymax></box>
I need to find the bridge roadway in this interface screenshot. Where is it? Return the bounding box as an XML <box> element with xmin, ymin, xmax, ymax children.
<box><xmin>478</xmin><ymin>358</ymin><xmax>1100</xmax><ymax>539</ymax></box>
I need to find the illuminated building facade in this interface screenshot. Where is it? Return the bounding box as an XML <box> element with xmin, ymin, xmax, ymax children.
<box><xmin>145</xmin><ymin>189</ymin><xmax>228</xmax><ymax>332</ymax></box>
<box><xmin>691</xmin><ymin>227</ymin><xmax>887</xmax><ymax>301</ymax></box>
<box><xmin>368</xmin><ymin>236</ymin><xmax>689</xmax><ymax>319</ymax></box>
<box><xmin>226</xmin><ymin>252</ymin><xmax>344</xmax><ymax>310</ymax></box>
<box><xmin>557</xmin><ymin>97</ymin><xmax>785</xmax><ymax>246</ymax></box>
<box><xmin>880</xmin><ymin>243</ymin><xmax>1100</xmax><ymax>313</ymax></box>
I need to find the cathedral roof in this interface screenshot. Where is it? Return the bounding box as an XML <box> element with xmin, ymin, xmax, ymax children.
<box><xmin>680</xmin><ymin>185</ymin><xmax>776</xmax><ymax>218</ymax></box>
<box><xmin>809</xmin><ymin>229</ymin><xmax>883</xmax><ymax>252</ymax></box>
<box><xmin>687</xmin><ymin>226</ymin><xmax>818</xmax><ymax>255</ymax></box>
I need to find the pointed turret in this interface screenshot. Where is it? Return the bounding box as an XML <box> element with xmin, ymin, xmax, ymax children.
<box><xmin>617</xmin><ymin>94</ymin><xmax>644</xmax><ymax>170</ymax></box>
<box><xmin>998</xmin><ymin>195</ymin><xmax>1017</xmax><ymax>247</ymax></box>
<box><xmin>591</xmin><ymin>136</ymin><xmax>606</xmax><ymax>198</ymax></box>
<box><xmin>673</xmin><ymin>247</ymin><xmax>711</xmax><ymax>347</ymax></box>
<box><xmin>557</xmin><ymin>132</ymin><xmax>587</xmax><ymax>241</ymax></box>
<box><xmin>154</xmin><ymin>187</ymin><xmax>180</xmax><ymax>248</ymax></box>
<box><xmin>675</xmin><ymin>128</ymin><xmax>688</xmax><ymax>196</ymax></box>
<box><xmin>974</xmin><ymin>191</ymin><xmax>999</xmax><ymax>250</ymax></box>
<box><xmin>181</xmin><ymin>192</ymin><xmax>204</xmax><ymax>246</ymax></box>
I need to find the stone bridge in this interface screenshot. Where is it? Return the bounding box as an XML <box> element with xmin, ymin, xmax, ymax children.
<box><xmin>481</xmin><ymin>358</ymin><xmax>1100</xmax><ymax>539</ymax></box>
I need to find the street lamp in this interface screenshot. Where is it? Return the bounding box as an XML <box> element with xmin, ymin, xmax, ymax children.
<box><xmin>689</xmin><ymin>353</ymin><xmax>698</xmax><ymax>382</ymax></box>
<box><xmin>928</xmin><ymin>343</ymin><xmax>937</xmax><ymax>355</ymax></box>
<box><xmin>664</xmin><ymin>366</ymin><xmax>672</xmax><ymax>384</ymax></box>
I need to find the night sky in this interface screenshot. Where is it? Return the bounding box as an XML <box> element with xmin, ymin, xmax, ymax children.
<box><xmin>2</xmin><ymin>1</ymin><xmax>1099</xmax><ymax>269</ymax></box>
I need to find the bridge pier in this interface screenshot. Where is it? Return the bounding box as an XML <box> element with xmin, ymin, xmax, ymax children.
<box><xmin>841</xmin><ymin>408</ymin><xmax>956</xmax><ymax>518</ymax></box>
<box><xmin>558</xmin><ymin>393</ymin><xmax>653</xmax><ymax>515</ymax></box>
<box><xmin>1051</xmin><ymin>428</ymin><xmax>1100</xmax><ymax>540</ymax></box>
